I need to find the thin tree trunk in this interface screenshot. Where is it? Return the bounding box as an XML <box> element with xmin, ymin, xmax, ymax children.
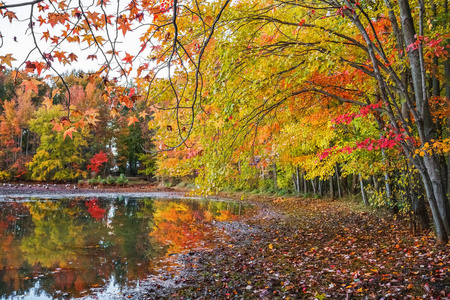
<box><xmin>318</xmin><ymin>179</ymin><xmax>323</xmax><ymax>196</ymax></box>
<box><xmin>292</xmin><ymin>173</ymin><xmax>297</xmax><ymax>193</ymax></box>
<box><xmin>360</xmin><ymin>173</ymin><xmax>369</xmax><ymax>206</ymax></box>
<box><xmin>372</xmin><ymin>175</ymin><xmax>379</xmax><ymax>192</ymax></box>
<box><xmin>303</xmin><ymin>171</ymin><xmax>308</xmax><ymax>194</ymax></box>
<box><xmin>311</xmin><ymin>178</ymin><xmax>316</xmax><ymax>194</ymax></box>
<box><xmin>329</xmin><ymin>175</ymin><xmax>335</xmax><ymax>199</ymax></box>
<box><xmin>335</xmin><ymin>164</ymin><xmax>342</xmax><ymax>198</ymax></box>
<box><xmin>273</xmin><ymin>162</ymin><xmax>277</xmax><ymax>190</ymax></box>
<box><xmin>296</xmin><ymin>166</ymin><xmax>300</xmax><ymax>194</ymax></box>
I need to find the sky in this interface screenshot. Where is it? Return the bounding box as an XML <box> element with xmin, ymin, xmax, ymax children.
<box><xmin>0</xmin><ymin>0</ymin><xmax>159</xmax><ymax>81</ymax></box>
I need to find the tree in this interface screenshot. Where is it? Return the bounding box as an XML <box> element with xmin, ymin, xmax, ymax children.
<box><xmin>28</xmin><ymin>104</ymin><xmax>89</xmax><ymax>181</ymax></box>
<box><xmin>1</xmin><ymin>0</ymin><xmax>449</xmax><ymax>243</ymax></box>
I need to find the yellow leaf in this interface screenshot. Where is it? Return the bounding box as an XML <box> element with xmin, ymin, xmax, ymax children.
<box><xmin>42</xmin><ymin>97</ymin><xmax>53</xmax><ymax>109</ymax></box>
<box><xmin>138</xmin><ymin>111</ymin><xmax>148</xmax><ymax>119</ymax></box>
<box><xmin>0</xmin><ymin>54</ymin><xmax>16</xmax><ymax>67</ymax></box>
<box><xmin>110</xmin><ymin>107</ymin><xmax>120</xmax><ymax>118</ymax></box>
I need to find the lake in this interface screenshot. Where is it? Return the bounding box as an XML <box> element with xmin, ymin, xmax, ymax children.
<box><xmin>0</xmin><ymin>196</ymin><xmax>252</xmax><ymax>299</ymax></box>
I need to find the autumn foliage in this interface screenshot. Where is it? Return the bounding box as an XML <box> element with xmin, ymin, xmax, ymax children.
<box><xmin>0</xmin><ymin>0</ymin><xmax>450</xmax><ymax>242</ymax></box>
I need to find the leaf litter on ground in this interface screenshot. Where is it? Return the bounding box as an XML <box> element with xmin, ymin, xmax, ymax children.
<box><xmin>124</xmin><ymin>197</ymin><xmax>450</xmax><ymax>300</ymax></box>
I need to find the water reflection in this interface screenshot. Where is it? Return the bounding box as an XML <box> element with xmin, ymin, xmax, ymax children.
<box><xmin>0</xmin><ymin>197</ymin><xmax>251</xmax><ymax>299</ymax></box>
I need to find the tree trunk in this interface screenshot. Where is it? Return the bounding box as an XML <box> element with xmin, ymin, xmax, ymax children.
<box><xmin>360</xmin><ymin>173</ymin><xmax>369</xmax><ymax>206</ymax></box>
<box><xmin>413</xmin><ymin>156</ymin><xmax>449</xmax><ymax>244</ymax></box>
<box><xmin>273</xmin><ymin>162</ymin><xmax>277</xmax><ymax>190</ymax></box>
<box><xmin>311</xmin><ymin>178</ymin><xmax>317</xmax><ymax>194</ymax></box>
<box><xmin>318</xmin><ymin>179</ymin><xmax>323</xmax><ymax>196</ymax></box>
<box><xmin>329</xmin><ymin>175</ymin><xmax>335</xmax><ymax>199</ymax></box>
<box><xmin>303</xmin><ymin>171</ymin><xmax>308</xmax><ymax>194</ymax></box>
<box><xmin>296</xmin><ymin>166</ymin><xmax>300</xmax><ymax>194</ymax></box>
<box><xmin>335</xmin><ymin>164</ymin><xmax>342</xmax><ymax>198</ymax></box>
<box><xmin>292</xmin><ymin>173</ymin><xmax>297</xmax><ymax>193</ymax></box>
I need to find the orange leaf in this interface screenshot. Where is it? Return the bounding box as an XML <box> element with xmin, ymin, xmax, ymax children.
<box><xmin>34</xmin><ymin>62</ymin><xmax>46</xmax><ymax>76</ymax></box>
<box><xmin>127</xmin><ymin>116</ymin><xmax>139</xmax><ymax>126</ymax></box>
<box><xmin>51</xmin><ymin>120</ymin><xmax>63</xmax><ymax>132</ymax></box>
<box><xmin>63</xmin><ymin>127</ymin><xmax>77</xmax><ymax>140</ymax></box>
<box><xmin>4</xmin><ymin>11</ymin><xmax>18</xmax><ymax>22</ymax></box>
<box><xmin>53</xmin><ymin>50</ymin><xmax>67</xmax><ymax>62</ymax></box>
<box><xmin>21</xmin><ymin>78</ymin><xmax>42</xmax><ymax>94</ymax></box>
<box><xmin>122</xmin><ymin>52</ymin><xmax>134</xmax><ymax>64</ymax></box>
<box><xmin>41</xmin><ymin>30</ymin><xmax>50</xmax><ymax>42</ymax></box>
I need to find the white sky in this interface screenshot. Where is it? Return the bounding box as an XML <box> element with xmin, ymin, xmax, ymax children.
<box><xmin>0</xmin><ymin>0</ymin><xmax>162</xmax><ymax>81</ymax></box>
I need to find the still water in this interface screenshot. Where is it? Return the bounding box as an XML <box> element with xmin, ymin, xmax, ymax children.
<box><xmin>0</xmin><ymin>196</ymin><xmax>252</xmax><ymax>299</ymax></box>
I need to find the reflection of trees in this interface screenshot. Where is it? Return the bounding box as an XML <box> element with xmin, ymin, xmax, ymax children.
<box><xmin>150</xmin><ymin>200</ymin><xmax>245</xmax><ymax>255</ymax></box>
<box><xmin>0</xmin><ymin>197</ymin><xmax>249</xmax><ymax>299</ymax></box>
<box><xmin>0</xmin><ymin>198</ymin><xmax>162</xmax><ymax>299</ymax></box>
<box><xmin>0</xmin><ymin>202</ymin><xmax>35</xmax><ymax>298</ymax></box>
<box><xmin>21</xmin><ymin>201</ymin><xmax>86</xmax><ymax>267</ymax></box>
<box><xmin>106</xmin><ymin>198</ymin><xmax>164</xmax><ymax>287</ymax></box>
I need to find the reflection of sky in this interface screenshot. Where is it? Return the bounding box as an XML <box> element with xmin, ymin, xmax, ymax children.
<box><xmin>1</xmin><ymin>275</ymin><xmax>129</xmax><ymax>300</ymax></box>
<box><xmin>4</xmin><ymin>283</ymin><xmax>51</xmax><ymax>300</ymax></box>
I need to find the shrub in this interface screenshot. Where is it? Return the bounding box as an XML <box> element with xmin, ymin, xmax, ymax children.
<box><xmin>116</xmin><ymin>173</ymin><xmax>129</xmax><ymax>186</ymax></box>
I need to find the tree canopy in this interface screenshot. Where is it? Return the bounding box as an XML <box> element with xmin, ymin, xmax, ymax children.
<box><xmin>0</xmin><ymin>0</ymin><xmax>449</xmax><ymax>243</ymax></box>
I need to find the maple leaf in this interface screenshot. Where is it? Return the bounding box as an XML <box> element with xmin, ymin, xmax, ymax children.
<box><xmin>50</xmin><ymin>36</ymin><xmax>60</xmax><ymax>44</ymax></box>
<box><xmin>42</xmin><ymin>97</ymin><xmax>53</xmax><ymax>109</ymax></box>
<box><xmin>4</xmin><ymin>11</ymin><xmax>18</xmax><ymax>22</ymax></box>
<box><xmin>117</xmin><ymin>18</ymin><xmax>132</xmax><ymax>36</ymax></box>
<box><xmin>58</xmin><ymin>1</ymin><xmax>68</xmax><ymax>10</ymax></box>
<box><xmin>37</xmin><ymin>15</ymin><xmax>46</xmax><ymax>26</ymax></box>
<box><xmin>25</xmin><ymin>61</ymin><xmax>36</xmax><ymax>72</ymax></box>
<box><xmin>41</xmin><ymin>30</ymin><xmax>50</xmax><ymax>42</ymax></box>
<box><xmin>94</xmin><ymin>36</ymin><xmax>106</xmax><ymax>45</ymax></box>
<box><xmin>38</xmin><ymin>3</ymin><xmax>49</xmax><ymax>12</ymax></box>
<box><xmin>51</xmin><ymin>120</ymin><xmax>63</xmax><ymax>132</ymax></box>
<box><xmin>86</xmin><ymin>115</ymin><xmax>100</xmax><ymax>125</ymax></box>
<box><xmin>63</xmin><ymin>127</ymin><xmax>77</xmax><ymax>140</ymax></box>
<box><xmin>21</xmin><ymin>78</ymin><xmax>42</xmax><ymax>94</ymax></box>
<box><xmin>68</xmin><ymin>53</ymin><xmax>78</xmax><ymax>62</ymax></box>
<box><xmin>48</xmin><ymin>13</ymin><xmax>60</xmax><ymax>27</ymax></box>
<box><xmin>82</xmin><ymin>34</ymin><xmax>94</xmax><ymax>45</ymax></box>
<box><xmin>127</xmin><ymin>116</ymin><xmax>139</xmax><ymax>126</ymax></box>
<box><xmin>138</xmin><ymin>111</ymin><xmax>148</xmax><ymax>119</ymax></box>
<box><xmin>53</xmin><ymin>50</ymin><xmax>67</xmax><ymax>62</ymax></box>
<box><xmin>87</xmin><ymin>54</ymin><xmax>97</xmax><ymax>60</ymax></box>
<box><xmin>85</xmin><ymin>108</ymin><xmax>99</xmax><ymax>116</ymax></box>
<box><xmin>110</xmin><ymin>107</ymin><xmax>120</xmax><ymax>118</ymax></box>
<box><xmin>60</xmin><ymin>116</ymin><xmax>70</xmax><ymax>127</ymax></box>
<box><xmin>74</xmin><ymin>119</ymin><xmax>86</xmax><ymax>129</ymax></box>
<box><xmin>67</xmin><ymin>36</ymin><xmax>80</xmax><ymax>43</ymax></box>
<box><xmin>70</xmin><ymin>110</ymin><xmax>83</xmax><ymax>118</ymax></box>
<box><xmin>34</xmin><ymin>62</ymin><xmax>46</xmax><ymax>76</ymax></box>
<box><xmin>52</xmin><ymin>88</ymin><xmax>61</xmax><ymax>98</ymax></box>
<box><xmin>0</xmin><ymin>54</ymin><xmax>16</xmax><ymax>67</ymax></box>
<box><xmin>122</xmin><ymin>52</ymin><xmax>134</xmax><ymax>64</ymax></box>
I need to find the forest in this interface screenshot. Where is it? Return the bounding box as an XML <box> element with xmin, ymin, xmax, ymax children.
<box><xmin>0</xmin><ymin>0</ymin><xmax>449</xmax><ymax>248</ymax></box>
